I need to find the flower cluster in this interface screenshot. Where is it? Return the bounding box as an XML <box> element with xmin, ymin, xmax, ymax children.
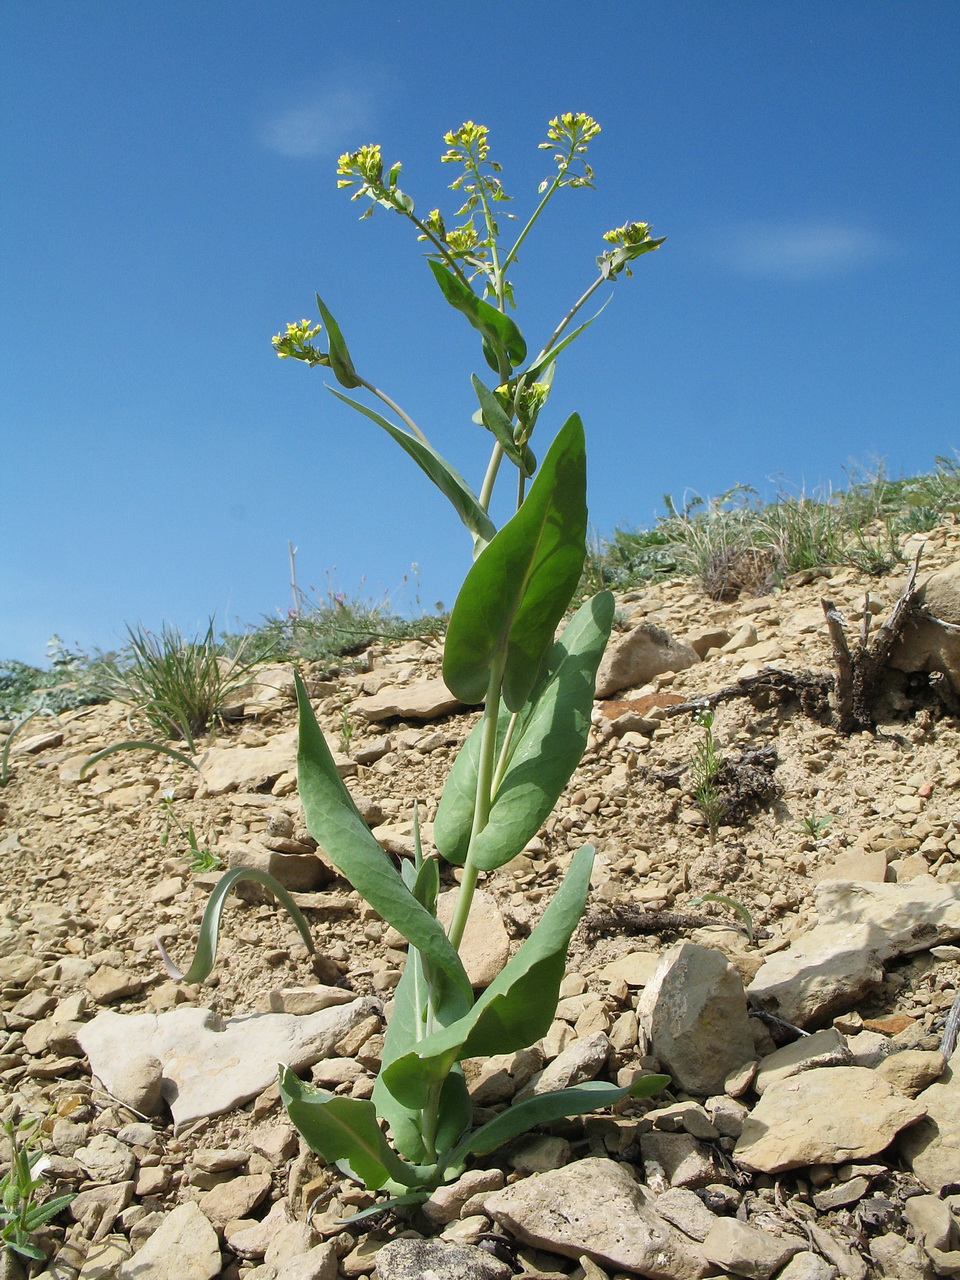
<box><xmin>271</xmin><ymin>319</ymin><xmax>328</xmax><ymax>366</ymax></box>
<box><xmin>537</xmin><ymin>113</ymin><xmax>601</xmax><ymax>192</ymax></box>
<box><xmin>336</xmin><ymin>144</ymin><xmax>385</xmax><ymax>195</ymax></box>
<box><xmin>598</xmin><ymin>220</ymin><xmax>664</xmax><ymax>278</ymax></box>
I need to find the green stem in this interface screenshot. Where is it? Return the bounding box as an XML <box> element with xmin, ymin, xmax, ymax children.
<box><xmin>534</xmin><ymin>272</ymin><xmax>606</xmax><ymax>367</ymax></box>
<box><xmin>357</xmin><ymin>377</ymin><xmax>429</xmax><ymax>444</ymax></box>
<box><xmin>406</xmin><ymin>212</ymin><xmax>473</xmax><ymax>290</ymax></box>
<box><xmin>490</xmin><ymin>710</ymin><xmax>520</xmax><ymax>796</ymax></box>
<box><xmin>478</xmin><ymin>442</ymin><xmax>504</xmax><ymax>514</ymax></box>
<box><xmin>447</xmin><ymin>662</ymin><xmax>503</xmax><ymax>950</ymax></box>
<box><xmin>502</xmin><ymin>174</ymin><xmax>564</xmax><ymax>276</ymax></box>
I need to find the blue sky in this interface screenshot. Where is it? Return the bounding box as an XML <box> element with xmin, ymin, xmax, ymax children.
<box><xmin>2</xmin><ymin>2</ymin><xmax>958</xmax><ymax>665</ymax></box>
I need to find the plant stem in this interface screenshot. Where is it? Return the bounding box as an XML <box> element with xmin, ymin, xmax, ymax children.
<box><xmin>478</xmin><ymin>442</ymin><xmax>504</xmax><ymax>514</ymax></box>
<box><xmin>502</xmin><ymin>175</ymin><xmax>563</xmax><ymax>276</ymax></box>
<box><xmin>534</xmin><ymin>272</ymin><xmax>606</xmax><ymax>367</ymax></box>
<box><xmin>447</xmin><ymin>663</ymin><xmax>503</xmax><ymax>950</ymax></box>
<box><xmin>357</xmin><ymin>377</ymin><xmax>429</xmax><ymax>444</ymax></box>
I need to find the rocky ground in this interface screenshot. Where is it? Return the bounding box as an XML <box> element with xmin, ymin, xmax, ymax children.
<box><xmin>2</xmin><ymin>520</ymin><xmax>960</xmax><ymax>1280</ymax></box>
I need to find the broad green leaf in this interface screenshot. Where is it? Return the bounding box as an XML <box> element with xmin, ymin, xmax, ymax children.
<box><xmin>373</xmin><ymin>948</ymin><xmax>431</xmax><ymax>1162</ymax></box>
<box><xmin>435</xmin><ymin>591</ymin><xmax>614</xmax><ymax>870</ymax></box>
<box><xmin>155</xmin><ymin>867</ymin><xmax>315</xmax><ymax>983</ymax></box>
<box><xmin>381</xmin><ymin>845</ymin><xmax>594</xmax><ymax>1110</ymax></box>
<box><xmin>295</xmin><ymin>675</ymin><xmax>472</xmax><ymax>1021</ymax></box>
<box><xmin>599</xmin><ymin>236</ymin><xmax>666</xmax><ymax>279</ymax></box>
<box><xmin>443</xmin><ymin>414</ymin><xmax>587</xmax><ymax>712</ymax></box>
<box><xmin>315</xmin><ymin>294</ymin><xmax>362</xmax><ymax>389</ymax></box>
<box><xmin>279</xmin><ymin>1066</ymin><xmax>422</xmax><ymax>1191</ymax></box>
<box><xmin>327</xmin><ymin>388</ymin><xmax>496</xmax><ymax>546</ymax></box>
<box><xmin>470</xmin><ymin>375</ymin><xmax>533</xmax><ymax>477</ymax></box>
<box><xmin>428</xmin><ymin>260</ymin><xmax>526</xmax><ymax>370</ymax></box>
<box><xmin>450</xmin><ymin>1075</ymin><xmax>670</xmax><ymax>1164</ymax></box>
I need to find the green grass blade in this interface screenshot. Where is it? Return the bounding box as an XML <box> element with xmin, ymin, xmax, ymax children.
<box><xmin>156</xmin><ymin>867</ymin><xmax>315</xmax><ymax>983</ymax></box>
<box><xmin>79</xmin><ymin>740</ymin><xmax>198</xmax><ymax>780</ymax></box>
<box><xmin>0</xmin><ymin>708</ymin><xmax>60</xmax><ymax>785</ymax></box>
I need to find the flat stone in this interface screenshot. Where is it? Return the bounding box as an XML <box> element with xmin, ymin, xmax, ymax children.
<box><xmin>641</xmin><ymin>1131</ymin><xmax>720</xmax><ymax>1189</ymax></box>
<box><xmin>117</xmin><ymin>1201</ymin><xmax>221</xmax><ymax>1280</ymax></box>
<box><xmin>599</xmin><ymin>950</ymin><xmax>662</xmax><ymax>987</ymax></box>
<box><xmin>352</xmin><ymin>677</ymin><xmax>463</xmax><ymax>722</ymax></box>
<box><xmin>701</xmin><ymin>1217</ymin><xmax>804</xmax><ymax>1280</ymax></box>
<box><xmin>653</xmin><ymin>1187</ymin><xmax>719</xmax><ymax>1241</ymax></box>
<box><xmin>811</xmin><ymin>1176</ymin><xmax>872</xmax><ymax>1211</ymax></box>
<box><xmin>200</xmin><ymin>729</ymin><xmax>353</xmax><ymax>795</ymax></box>
<box><xmin>436</xmin><ymin>888</ymin><xmax>509</xmax><ymax>988</ymax></box>
<box><xmin>637</xmin><ymin>943</ymin><xmax>755</xmax><ymax>1096</ymax></box>
<box><xmin>515</xmin><ymin>1031</ymin><xmax>610</xmax><ymax>1101</ymax></box>
<box><xmin>86</xmin><ymin>966</ymin><xmax>143</xmax><ymax>1003</ymax></box>
<box><xmin>74</xmin><ymin>1134</ymin><xmax>136</xmax><ymax>1183</ymax></box>
<box><xmin>898</xmin><ymin>1046</ymin><xmax>960</xmax><ymax>1192</ymax></box>
<box><xmin>777</xmin><ymin>1251</ymin><xmax>840</xmax><ymax>1280</ymax></box>
<box><xmin>373</xmin><ymin>1237</ymin><xmax>511</xmax><ymax>1280</ymax></box>
<box><xmin>484</xmin><ymin>1157</ymin><xmax>710</xmax><ymax>1279</ymax></box>
<box><xmin>79</xmin><ymin>999</ymin><xmax>376</xmax><ymax>1126</ymax></box>
<box><xmin>199</xmin><ymin>1172</ymin><xmax>272</xmax><ymax>1226</ymax></box>
<box><xmin>875</xmin><ymin>1049</ymin><xmax>946</xmax><ymax>1096</ymax></box>
<box><xmin>595</xmin><ymin>623</ymin><xmax>699</xmax><ymax>699</ymax></box>
<box><xmin>814</xmin><ymin>848</ymin><xmax>887</xmax><ymax>883</ymax></box>
<box><xmin>735</xmin><ymin>1066</ymin><xmax>926</xmax><ymax>1173</ymax></box>
<box><xmin>266</xmin><ymin>986</ymin><xmax>355</xmax><ymax>1015</ymax></box>
<box><xmin>748</xmin><ymin>879</ymin><xmax>960</xmax><ymax>1027</ymax></box>
<box><xmin>754</xmin><ymin>1029</ymin><xmax>852</xmax><ymax>1094</ymax></box>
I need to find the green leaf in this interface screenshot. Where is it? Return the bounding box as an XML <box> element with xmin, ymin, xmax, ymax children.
<box><xmin>451</xmin><ymin>1075</ymin><xmax>670</xmax><ymax>1163</ymax></box>
<box><xmin>327</xmin><ymin>388</ymin><xmax>496</xmax><ymax>547</ymax></box>
<box><xmin>428</xmin><ymin>260</ymin><xmax>526</xmax><ymax>370</ymax></box>
<box><xmin>470</xmin><ymin>375</ymin><xmax>533</xmax><ymax>477</ymax></box>
<box><xmin>315</xmin><ymin>293</ymin><xmax>362</xmax><ymax>390</ymax></box>
<box><xmin>155</xmin><ymin>867</ymin><xmax>315</xmax><ymax>983</ymax></box>
<box><xmin>435</xmin><ymin>591</ymin><xmax>614</xmax><ymax>870</ymax></box>
<box><xmin>295</xmin><ymin>675</ymin><xmax>472</xmax><ymax>1021</ymax></box>
<box><xmin>443</xmin><ymin>414</ymin><xmax>587</xmax><ymax>712</ymax></box>
<box><xmin>381</xmin><ymin>845</ymin><xmax>594</xmax><ymax>1110</ymax></box>
<box><xmin>279</xmin><ymin>1066</ymin><xmax>423</xmax><ymax>1191</ymax></box>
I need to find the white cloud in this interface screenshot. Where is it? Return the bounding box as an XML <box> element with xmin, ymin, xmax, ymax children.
<box><xmin>261</xmin><ymin>87</ymin><xmax>376</xmax><ymax>159</ymax></box>
<box><xmin>715</xmin><ymin>220</ymin><xmax>891</xmax><ymax>281</ymax></box>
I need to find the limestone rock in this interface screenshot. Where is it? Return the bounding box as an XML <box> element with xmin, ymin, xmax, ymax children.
<box><xmin>352</xmin><ymin>677</ymin><xmax>463</xmax><ymax>722</ymax></box>
<box><xmin>701</xmin><ymin>1217</ymin><xmax>804</xmax><ymax>1280</ymax></box>
<box><xmin>889</xmin><ymin>561</ymin><xmax>960</xmax><ymax>694</ymax></box>
<box><xmin>595</xmin><ymin>623</ymin><xmax>699</xmax><ymax>699</ymax></box>
<box><xmin>754</xmin><ymin>1028</ymin><xmax>852</xmax><ymax>1095</ymax></box>
<box><xmin>436</xmin><ymin>888</ymin><xmax>509</xmax><ymax>987</ymax></box>
<box><xmin>898</xmin><ymin>1046</ymin><xmax>960</xmax><ymax>1192</ymax></box>
<box><xmin>199</xmin><ymin>1173</ymin><xmax>272</xmax><ymax>1227</ymax></box>
<box><xmin>199</xmin><ymin>729</ymin><xmax>353</xmax><ymax>795</ymax></box>
<box><xmin>484</xmin><ymin>1157</ymin><xmax>710</xmax><ymax>1279</ymax></box>
<box><xmin>373</xmin><ymin>1237</ymin><xmax>511</xmax><ymax>1280</ymax></box>
<box><xmin>636</xmin><ymin>943</ymin><xmax>755</xmax><ymax>1096</ymax></box>
<box><xmin>117</xmin><ymin>1201</ymin><xmax>220</xmax><ymax>1280</ymax></box>
<box><xmin>79</xmin><ymin>999</ymin><xmax>376</xmax><ymax>1125</ymax></box>
<box><xmin>735</xmin><ymin>1065</ymin><xmax>926</xmax><ymax>1172</ymax></box>
<box><xmin>515</xmin><ymin>1031</ymin><xmax>609</xmax><ymax>1101</ymax></box>
<box><xmin>748</xmin><ymin>879</ymin><xmax>960</xmax><ymax>1027</ymax></box>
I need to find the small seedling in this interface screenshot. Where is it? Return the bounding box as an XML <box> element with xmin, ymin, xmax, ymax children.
<box><xmin>794</xmin><ymin>811</ymin><xmax>833</xmax><ymax>839</ymax></box>
<box><xmin>159</xmin><ymin>796</ymin><xmax>222</xmax><ymax>873</ymax></box>
<box><xmin>1</xmin><ymin>1109</ymin><xmax>74</xmax><ymax>1264</ymax></box>
<box><xmin>338</xmin><ymin>706</ymin><xmax>355</xmax><ymax>756</ymax></box>
<box><xmin>690</xmin><ymin>707</ymin><xmax>724</xmax><ymax>846</ymax></box>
